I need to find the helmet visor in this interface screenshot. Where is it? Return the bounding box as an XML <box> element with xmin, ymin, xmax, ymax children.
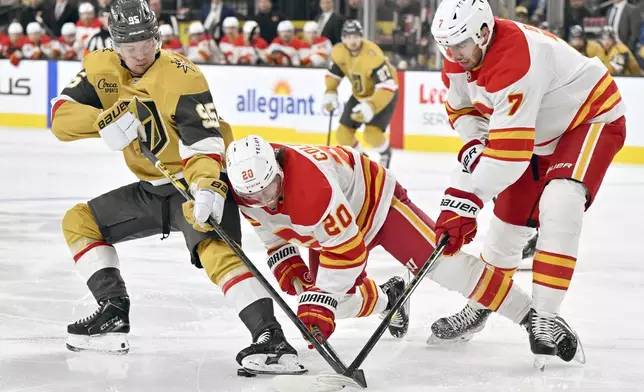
<box><xmin>114</xmin><ymin>36</ymin><xmax>158</xmax><ymax>58</ymax></box>
<box><xmin>436</xmin><ymin>37</ymin><xmax>477</xmax><ymax>62</ymax></box>
<box><xmin>237</xmin><ymin>173</ymin><xmax>283</xmax><ymax>207</ymax></box>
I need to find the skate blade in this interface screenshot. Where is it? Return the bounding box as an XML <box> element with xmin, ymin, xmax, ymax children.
<box><xmin>533</xmin><ymin>355</ymin><xmax>549</xmax><ymax>371</ymax></box>
<box><xmin>573</xmin><ymin>338</ymin><xmax>587</xmax><ymax>364</ymax></box>
<box><xmin>66</xmin><ymin>333</ymin><xmax>129</xmax><ymax>355</ymax></box>
<box><xmin>240</xmin><ymin>353</ymin><xmax>307</xmax><ymax>375</ymax></box>
<box><xmin>271</xmin><ymin>372</ymin><xmax>365</xmax><ymax>392</ymax></box>
<box><xmin>426</xmin><ymin>332</ymin><xmax>475</xmax><ymax>346</ymax></box>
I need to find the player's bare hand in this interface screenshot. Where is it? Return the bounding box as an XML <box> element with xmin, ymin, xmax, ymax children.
<box><xmin>350</xmin><ymin>101</ymin><xmax>375</xmax><ymax>123</ymax></box>
<box><xmin>435</xmin><ymin>187</ymin><xmax>484</xmax><ymax>256</ymax></box>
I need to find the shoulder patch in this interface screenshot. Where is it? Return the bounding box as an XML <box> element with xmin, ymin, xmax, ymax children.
<box><xmin>280</xmin><ymin>147</ymin><xmax>332</xmax><ymax>227</ymax></box>
<box><xmin>477</xmin><ymin>19</ymin><xmax>530</xmax><ymax>93</ymax></box>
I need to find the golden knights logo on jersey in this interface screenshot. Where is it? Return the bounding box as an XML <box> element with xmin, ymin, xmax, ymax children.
<box><xmin>130</xmin><ymin>99</ymin><xmax>169</xmax><ymax>155</ymax></box>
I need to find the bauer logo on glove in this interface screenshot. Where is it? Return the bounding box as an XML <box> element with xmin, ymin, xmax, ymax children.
<box><xmin>95</xmin><ymin>101</ymin><xmax>130</xmax><ymax>130</ymax></box>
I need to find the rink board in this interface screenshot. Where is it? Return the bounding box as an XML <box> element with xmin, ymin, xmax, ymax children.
<box><xmin>1</xmin><ymin>59</ymin><xmax>642</xmax><ymax>163</ymax></box>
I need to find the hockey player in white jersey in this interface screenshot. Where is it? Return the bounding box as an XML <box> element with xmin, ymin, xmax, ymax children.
<box><xmin>218</xmin><ymin>136</ymin><xmax>584</xmax><ymax>365</ymax></box>
<box><xmin>428</xmin><ymin>0</ymin><xmax>625</xmax><ymax>363</ymax></box>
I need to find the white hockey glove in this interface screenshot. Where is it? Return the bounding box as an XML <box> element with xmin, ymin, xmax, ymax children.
<box><xmin>457</xmin><ymin>139</ymin><xmax>486</xmax><ymax>174</ymax></box>
<box><xmin>182</xmin><ymin>178</ymin><xmax>228</xmax><ymax>232</ymax></box>
<box><xmin>94</xmin><ymin>100</ymin><xmax>141</xmax><ymax>151</ymax></box>
<box><xmin>350</xmin><ymin>101</ymin><xmax>375</xmax><ymax>123</ymax></box>
<box><xmin>322</xmin><ymin>92</ymin><xmax>339</xmax><ymax>113</ymax></box>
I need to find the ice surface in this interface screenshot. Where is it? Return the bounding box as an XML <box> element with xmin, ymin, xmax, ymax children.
<box><xmin>1</xmin><ymin>128</ymin><xmax>644</xmax><ymax>392</ymax></box>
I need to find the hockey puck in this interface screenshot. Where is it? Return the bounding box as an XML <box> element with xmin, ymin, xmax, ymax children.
<box><xmin>237</xmin><ymin>368</ymin><xmax>257</xmax><ymax>378</ymax></box>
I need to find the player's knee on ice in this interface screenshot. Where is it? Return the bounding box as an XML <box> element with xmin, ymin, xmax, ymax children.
<box><xmin>62</xmin><ymin>203</ymin><xmax>104</xmax><ymax>247</ymax></box>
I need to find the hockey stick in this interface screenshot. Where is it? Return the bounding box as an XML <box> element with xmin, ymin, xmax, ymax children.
<box><xmin>135</xmin><ymin>135</ymin><xmax>357</xmax><ymax>378</ymax></box>
<box><xmin>326</xmin><ymin>109</ymin><xmax>334</xmax><ymax>146</ymax></box>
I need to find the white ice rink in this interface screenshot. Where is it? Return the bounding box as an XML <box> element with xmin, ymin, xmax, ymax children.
<box><xmin>1</xmin><ymin>128</ymin><xmax>643</xmax><ymax>392</ymax></box>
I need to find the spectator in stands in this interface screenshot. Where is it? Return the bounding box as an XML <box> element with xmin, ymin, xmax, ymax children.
<box><xmin>186</xmin><ymin>20</ymin><xmax>224</xmax><ymax>64</ymax></box>
<box><xmin>22</xmin><ymin>21</ymin><xmax>54</xmax><ymax>59</ymax></box>
<box><xmin>600</xmin><ymin>25</ymin><xmax>642</xmax><ymax>75</ymax></box>
<box><xmin>266</xmin><ymin>20</ymin><xmax>309</xmax><ymax>66</ymax></box>
<box><xmin>314</xmin><ymin>0</ymin><xmax>343</xmax><ymax>45</ymax></box>
<box><xmin>515</xmin><ymin>6</ymin><xmax>530</xmax><ymax>25</ymax></box>
<box><xmin>219</xmin><ymin>16</ymin><xmax>240</xmax><ymax>63</ymax></box>
<box><xmin>606</xmin><ymin>0</ymin><xmax>641</xmax><ymax>53</ymax></box>
<box><xmin>568</xmin><ymin>24</ymin><xmax>604</xmax><ymax>59</ymax></box>
<box><xmin>301</xmin><ymin>20</ymin><xmax>332</xmax><ymax>67</ymax></box>
<box><xmin>159</xmin><ymin>23</ymin><xmax>184</xmax><ymax>54</ymax></box>
<box><xmin>2</xmin><ymin>22</ymin><xmax>28</xmax><ymax>65</ymax></box>
<box><xmin>1</xmin><ymin>0</ymin><xmax>22</xmax><ymax>29</ymax></box>
<box><xmin>56</xmin><ymin>22</ymin><xmax>82</xmax><ymax>60</ymax></box>
<box><xmin>565</xmin><ymin>0</ymin><xmax>593</xmax><ymax>39</ymax></box>
<box><xmin>236</xmin><ymin>19</ymin><xmax>269</xmax><ymax>64</ymax></box>
<box><xmin>76</xmin><ymin>2</ymin><xmax>101</xmax><ymax>48</ymax></box>
<box><xmin>52</xmin><ymin>0</ymin><xmax>79</xmax><ymax>37</ymax></box>
<box><xmin>84</xmin><ymin>6</ymin><xmax>111</xmax><ymax>56</ymax></box>
<box><xmin>521</xmin><ymin>0</ymin><xmax>546</xmax><ymax>24</ymax></box>
<box><xmin>19</xmin><ymin>0</ymin><xmax>55</xmax><ymax>35</ymax></box>
<box><xmin>347</xmin><ymin>0</ymin><xmax>360</xmax><ymax>20</ymax></box>
<box><xmin>254</xmin><ymin>0</ymin><xmax>285</xmax><ymax>44</ymax></box>
<box><xmin>201</xmin><ymin>0</ymin><xmax>235</xmax><ymax>42</ymax></box>
<box><xmin>148</xmin><ymin>0</ymin><xmax>179</xmax><ymax>36</ymax></box>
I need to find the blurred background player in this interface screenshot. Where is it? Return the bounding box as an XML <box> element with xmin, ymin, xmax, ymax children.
<box><xmin>301</xmin><ymin>20</ymin><xmax>332</xmax><ymax>67</ymax></box>
<box><xmin>429</xmin><ymin>0</ymin><xmax>625</xmax><ymax>364</ymax></box>
<box><xmin>219</xmin><ymin>16</ymin><xmax>240</xmax><ymax>64</ymax></box>
<box><xmin>236</xmin><ymin>20</ymin><xmax>268</xmax><ymax>65</ymax></box>
<box><xmin>224</xmin><ymin>135</ymin><xmax>584</xmax><ymax>362</ymax></box>
<box><xmin>186</xmin><ymin>20</ymin><xmax>223</xmax><ymax>64</ymax></box>
<box><xmin>56</xmin><ymin>22</ymin><xmax>83</xmax><ymax>60</ymax></box>
<box><xmin>49</xmin><ymin>0</ymin><xmax>304</xmax><ymax>376</ymax></box>
<box><xmin>84</xmin><ymin>7</ymin><xmax>112</xmax><ymax>56</ymax></box>
<box><xmin>159</xmin><ymin>24</ymin><xmax>184</xmax><ymax>55</ymax></box>
<box><xmin>76</xmin><ymin>2</ymin><xmax>101</xmax><ymax>49</ymax></box>
<box><xmin>266</xmin><ymin>20</ymin><xmax>309</xmax><ymax>66</ymax></box>
<box><xmin>22</xmin><ymin>22</ymin><xmax>54</xmax><ymax>60</ymax></box>
<box><xmin>2</xmin><ymin>22</ymin><xmax>28</xmax><ymax>66</ymax></box>
<box><xmin>568</xmin><ymin>25</ymin><xmax>604</xmax><ymax>59</ymax></box>
<box><xmin>322</xmin><ymin>20</ymin><xmax>397</xmax><ymax>169</ymax></box>
<box><xmin>599</xmin><ymin>26</ymin><xmax>642</xmax><ymax>76</ymax></box>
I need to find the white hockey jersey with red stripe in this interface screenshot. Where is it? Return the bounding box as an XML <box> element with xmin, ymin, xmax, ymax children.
<box><xmin>55</xmin><ymin>36</ymin><xmax>83</xmax><ymax>60</ymax></box>
<box><xmin>302</xmin><ymin>36</ymin><xmax>332</xmax><ymax>67</ymax></box>
<box><xmin>266</xmin><ymin>37</ymin><xmax>309</xmax><ymax>66</ymax></box>
<box><xmin>442</xmin><ymin>18</ymin><xmax>626</xmax><ymax>202</ymax></box>
<box><xmin>21</xmin><ymin>35</ymin><xmax>55</xmax><ymax>59</ymax></box>
<box><xmin>186</xmin><ymin>35</ymin><xmax>222</xmax><ymax>64</ymax></box>
<box><xmin>219</xmin><ymin>34</ymin><xmax>240</xmax><ymax>63</ymax></box>
<box><xmin>238</xmin><ymin>144</ymin><xmax>396</xmax><ymax>295</ymax></box>
<box><xmin>76</xmin><ymin>19</ymin><xmax>101</xmax><ymax>48</ymax></box>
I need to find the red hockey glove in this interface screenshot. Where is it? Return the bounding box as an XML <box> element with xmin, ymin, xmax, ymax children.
<box><xmin>297</xmin><ymin>288</ymin><xmax>338</xmax><ymax>342</ymax></box>
<box><xmin>457</xmin><ymin>139</ymin><xmax>486</xmax><ymax>174</ymax></box>
<box><xmin>435</xmin><ymin>187</ymin><xmax>484</xmax><ymax>256</ymax></box>
<box><xmin>267</xmin><ymin>244</ymin><xmax>313</xmax><ymax>296</ymax></box>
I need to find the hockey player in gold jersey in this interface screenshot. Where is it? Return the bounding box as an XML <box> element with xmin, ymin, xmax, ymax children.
<box><xmin>568</xmin><ymin>25</ymin><xmax>605</xmax><ymax>60</ymax></box>
<box><xmin>322</xmin><ymin>20</ymin><xmax>398</xmax><ymax>168</ymax></box>
<box><xmin>598</xmin><ymin>26</ymin><xmax>642</xmax><ymax>76</ymax></box>
<box><xmin>50</xmin><ymin>0</ymin><xmax>304</xmax><ymax>375</ymax></box>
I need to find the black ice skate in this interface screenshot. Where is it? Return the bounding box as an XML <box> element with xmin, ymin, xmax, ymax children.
<box><xmin>553</xmin><ymin>316</ymin><xmax>587</xmax><ymax>364</ymax></box>
<box><xmin>236</xmin><ymin>328</ymin><xmax>307</xmax><ymax>376</ymax></box>
<box><xmin>379</xmin><ymin>145</ymin><xmax>393</xmax><ymax>169</ymax></box>
<box><xmin>66</xmin><ymin>296</ymin><xmax>130</xmax><ymax>354</ymax></box>
<box><xmin>427</xmin><ymin>303</ymin><xmax>492</xmax><ymax>345</ymax></box>
<box><xmin>521</xmin><ymin>309</ymin><xmax>557</xmax><ymax>370</ymax></box>
<box><xmin>380</xmin><ymin>276</ymin><xmax>410</xmax><ymax>338</ymax></box>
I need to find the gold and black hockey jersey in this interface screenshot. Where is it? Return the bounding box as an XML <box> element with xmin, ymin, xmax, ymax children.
<box><xmin>51</xmin><ymin>49</ymin><xmax>233</xmax><ymax>185</ymax></box>
<box><xmin>325</xmin><ymin>39</ymin><xmax>398</xmax><ymax>114</ymax></box>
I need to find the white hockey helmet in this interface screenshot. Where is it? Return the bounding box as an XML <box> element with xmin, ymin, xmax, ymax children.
<box><xmin>188</xmin><ymin>21</ymin><xmax>205</xmax><ymax>35</ymax></box>
<box><xmin>26</xmin><ymin>22</ymin><xmax>42</xmax><ymax>35</ymax></box>
<box><xmin>277</xmin><ymin>20</ymin><xmax>294</xmax><ymax>33</ymax></box>
<box><xmin>223</xmin><ymin>16</ymin><xmax>239</xmax><ymax>29</ymax></box>
<box><xmin>61</xmin><ymin>22</ymin><xmax>77</xmax><ymax>36</ymax></box>
<box><xmin>431</xmin><ymin>0</ymin><xmax>495</xmax><ymax>62</ymax></box>
<box><xmin>158</xmin><ymin>23</ymin><xmax>173</xmax><ymax>38</ymax></box>
<box><xmin>303</xmin><ymin>21</ymin><xmax>319</xmax><ymax>34</ymax></box>
<box><xmin>226</xmin><ymin>135</ymin><xmax>284</xmax><ymax>207</ymax></box>
<box><xmin>8</xmin><ymin>22</ymin><xmax>23</xmax><ymax>35</ymax></box>
<box><xmin>78</xmin><ymin>2</ymin><xmax>95</xmax><ymax>14</ymax></box>
<box><xmin>243</xmin><ymin>20</ymin><xmax>259</xmax><ymax>35</ymax></box>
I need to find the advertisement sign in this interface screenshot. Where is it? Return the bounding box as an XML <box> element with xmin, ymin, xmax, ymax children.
<box><xmin>0</xmin><ymin>60</ymin><xmax>48</xmax><ymax>127</ymax></box>
<box><xmin>403</xmin><ymin>71</ymin><xmax>451</xmax><ymax>136</ymax></box>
